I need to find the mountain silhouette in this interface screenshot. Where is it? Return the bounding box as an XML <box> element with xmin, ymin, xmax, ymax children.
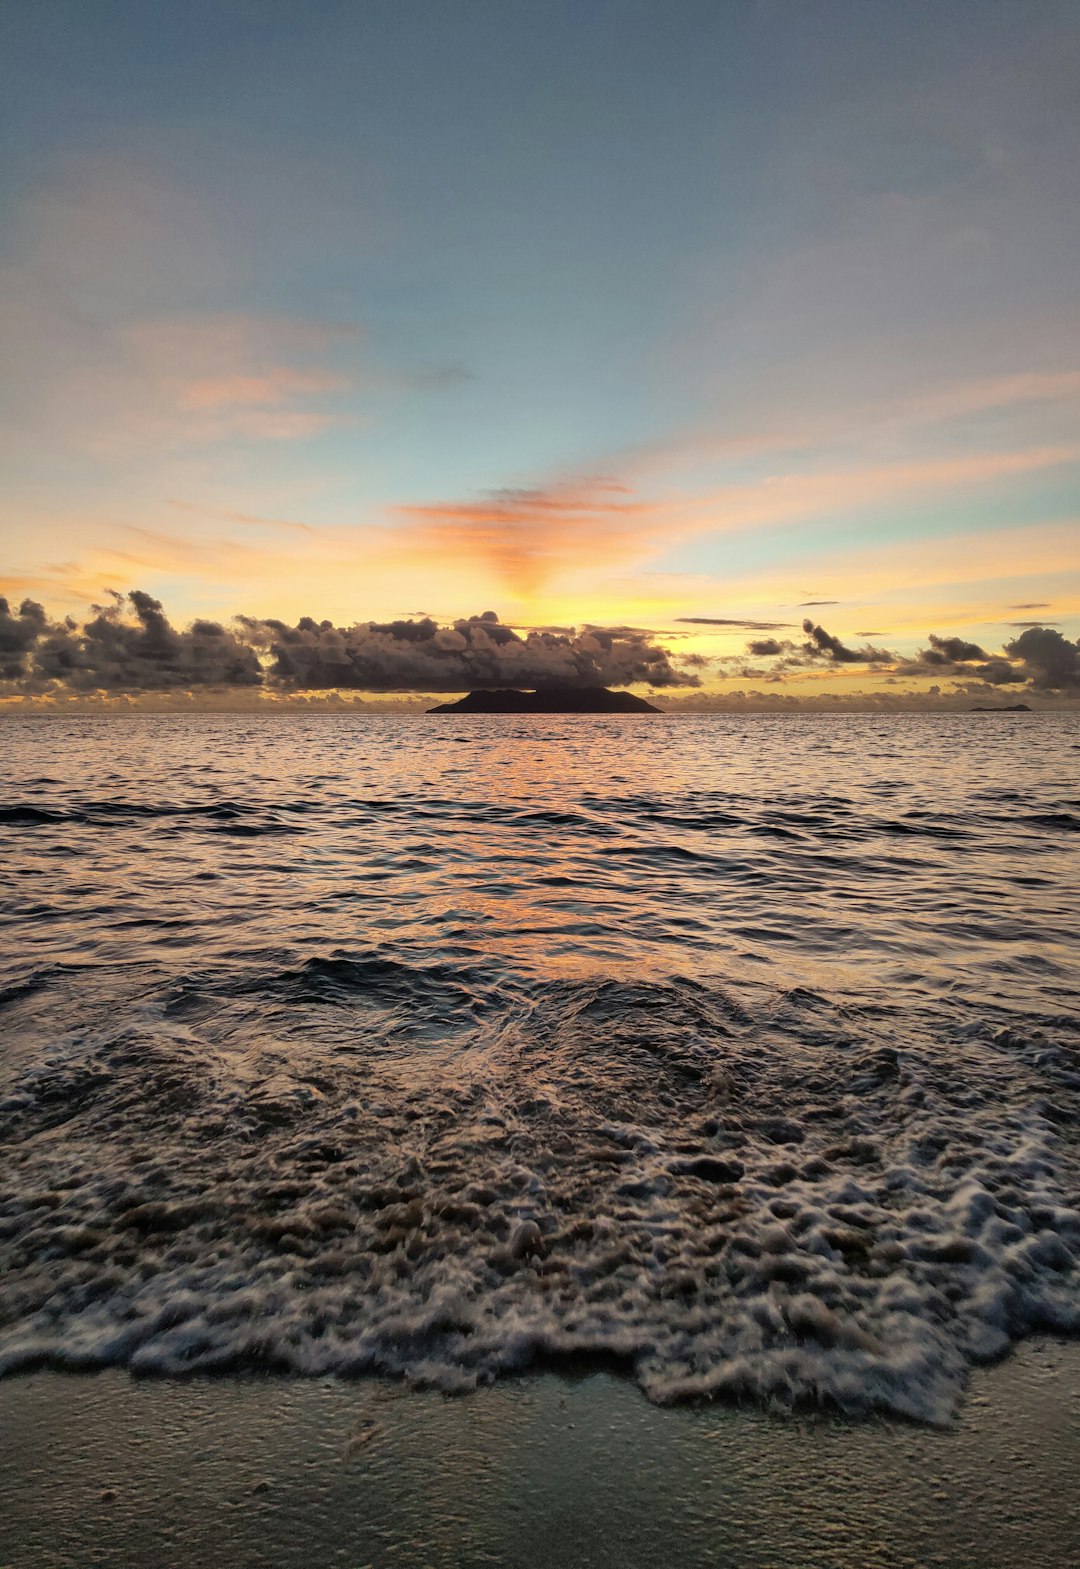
<box><xmin>428</xmin><ymin>685</ymin><xmax>661</xmax><ymax>713</ymax></box>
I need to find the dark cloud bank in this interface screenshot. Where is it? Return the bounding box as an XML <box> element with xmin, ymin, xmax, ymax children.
<box><xmin>731</xmin><ymin>621</ymin><xmax>1080</xmax><ymax>695</ymax></box>
<box><xmin>0</xmin><ymin>592</ymin><xmax>699</xmax><ymax>696</ymax></box>
<box><xmin>891</xmin><ymin>628</ymin><xmax>1080</xmax><ymax>690</ymax></box>
<box><xmin>1</xmin><ymin>591</ymin><xmax>261</xmax><ymax>693</ymax></box>
<box><xmin>2</xmin><ymin>590</ymin><xmax>1078</xmax><ymax>703</ymax></box>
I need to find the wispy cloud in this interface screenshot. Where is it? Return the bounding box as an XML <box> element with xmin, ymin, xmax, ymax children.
<box><xmin>391</xmin><ymin>445</ymin><xmax>1080</xmax><ymax>596</ymax></box>
<box><xmin>0</xmin><ymin>153</ymin><xmax>455</xmax><ymax>458</ymax></box>
<box><xmin>175</xmin><ymin>368</ymin><xmax>350</xmax><ymax>413</ymax></box>
<box><xmin>165</xmin><ymin>500</ymin><xmax>317</xmax><ymax>536</ymax></box>
<box><xmin>393</xmin><ymin>478</ymin><xmax>652</xmax><ymax>595</ymax></box>
<box><xmin>892</xmin><ymin>370</ymin><xmax>1080</xmax><ymax>426</ymax></box>
<box><xmin>610</xmin><ymin>365</ymin><xmax>1080</xmax><ymax>484</ymax></box>
<box><xmin>674</xmin><ymin>617</ymin><xmax>795</xmax><ymax>631</ymax></box>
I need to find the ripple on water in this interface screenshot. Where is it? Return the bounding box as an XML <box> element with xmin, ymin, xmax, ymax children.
<box><xmin>1</xmin><ymin>712</ymin><xmax>1078</xmax><ymax>1420</ymax></box>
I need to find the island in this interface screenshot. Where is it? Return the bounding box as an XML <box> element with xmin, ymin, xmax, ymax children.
<box><xmin>969</xmin><ymin>703</ymin><xmax>1032</xmax><ymax>712</ymax></box>
<box><xmin>428</xmin><ymin>684</ymin><xmax>661</xmax><ymax>714</ymax></box>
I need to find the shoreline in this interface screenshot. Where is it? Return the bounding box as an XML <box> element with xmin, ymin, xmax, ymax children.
<box><xmin>2</xmin><ymin>1338</ymin><xmax>1078</xmax><ymax>1568</ymax></box>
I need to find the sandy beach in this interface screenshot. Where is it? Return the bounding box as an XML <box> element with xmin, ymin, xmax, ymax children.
<box><xmin>2</xmin><ymin>1338</ymin><xmax>1078</xmax><ymax>1569</ymax></box>
<box><xmin>5</xmin><ymin>0</ymin><xmax>1080</xmax><ymax>1561</ymax></box>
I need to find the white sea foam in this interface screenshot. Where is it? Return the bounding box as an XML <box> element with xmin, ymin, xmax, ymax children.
<box><xmin>2</xmin><ymin>713</ymin><xmax>1078</xmax><ymax>1422</ymax></box>
<box><xmin>2</xmin><ymin>973</ymin><xmax>1077</xmax><ymax>1424</ymax></box>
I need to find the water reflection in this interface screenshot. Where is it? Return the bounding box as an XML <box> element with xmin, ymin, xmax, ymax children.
<box><xmin>1</xmin><ymin>712</ymin><xmax>1078</xmax><ymax>1418</ymax></box>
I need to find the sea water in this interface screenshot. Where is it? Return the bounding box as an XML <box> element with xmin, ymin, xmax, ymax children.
<box><xmin>1</xmin><ymin>711</ymin><xmax>1078</xmax><ymax>1421</ymax></box>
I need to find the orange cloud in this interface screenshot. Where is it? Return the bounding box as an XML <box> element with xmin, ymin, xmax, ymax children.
<box><xmin>394</xmin><ymin>478</ymin><xmax>651</xmax><ymax>594</ymax></box>
<box><xmin>176</xmin><ymin>368</ymin><xmax>350</xmax><ymax>412</ymax></box>
<box><xmin>604</xmin><ymin>366</ymin><xmax>1080</xmax><ymax>483</ymax></box>
<box><xmin>165</xmin><ymin>500</ymin><xmax>317</xmax><ymax>536</ymax></box>
<box><xmin>896</xmin><ymin>370</ymin><xmax>1080</xmax><ymax>425</ymax></box>
<box><xmin>392</xmin><ymin>445</ymin><xmax>1080</xmax><ymax>596</ymax></box>
<box><xmin>107</xmin><ymin>314</ymin><xmax>360</xmax><ymax>443</ymax></box>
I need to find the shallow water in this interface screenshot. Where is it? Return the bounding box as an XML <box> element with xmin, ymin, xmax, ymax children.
<box><xmin>1</xmin><ymin>712</ymin><xmax>1078</xmax><ymax>1420</ymax></box>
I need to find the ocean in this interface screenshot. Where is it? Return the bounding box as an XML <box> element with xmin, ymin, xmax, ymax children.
<box><xmin>1</xmin><ymin>711</ymin><xmax>1078</xmax><ymax>1423</ymax></box>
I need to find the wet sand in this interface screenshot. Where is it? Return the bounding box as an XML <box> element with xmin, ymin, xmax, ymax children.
<box><xmin>2</xmin><ymin>1339</ymin><xmax>1078</xmax><ymax>1569</ymax></box>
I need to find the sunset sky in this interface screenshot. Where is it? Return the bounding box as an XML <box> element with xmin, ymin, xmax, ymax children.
<box><xmin>2</xmin><ymin>0</ymin><xmax>1079</xmax><ymax>706</ymax></box>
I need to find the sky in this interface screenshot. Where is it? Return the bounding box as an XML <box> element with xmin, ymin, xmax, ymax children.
<box><xmin>1</xmin><ymin>0</ymin><xmax>1079</xmax><ymax>708</ymax></box>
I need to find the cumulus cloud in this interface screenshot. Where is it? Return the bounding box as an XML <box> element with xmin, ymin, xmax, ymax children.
<box><xmin>799</xmin><ymin>619</ymin><xmax>895</xmax><ymax>664</ymax></box>
<box><xmin>241</xmin><ymin>609</ymin><xmax>699</xmax><ymax>691</ymax></box>
<box><xmin>746</xmin><ymin>637</ymin><xmax>796</xmax><ymax>657</ymax></box>
<box><xmin>0</xmin><ymin>597</ymin><xmax>48</xmax><ymax>680</ymax></box>
<box><xmin>3</xmin><ymin>591</ymin><xmax>1078</xmax><ymax>703</ymax></box>
<box><xmin>970</xmin><ymin>659</ymin><xmax>1026</xmax><ymax>686</ymax></box>
<box><xmin>891</xmin><ymin>631</ymin><xmax>1026</xmax><ymax>686</ymax></box>
<box><xmin>6</xmin><ymin>591</ymin><xmax>261</xmax><ymax>694</ymax></box>
<box><xmin>923</xmin><ymin>633</ymin><xmax>991</xmax><ymax>663</ymax></box>
<box><xmin>1005</xmin><ymin>626</ymin><xmax>1080</xmax><ymax>690</ymax></box>
<box><xmin>0</xmin><ymin>594</ymin><xmax>703</xmax><ymax>695</ymax></box>
<box><xmin>735</xmin><ymin>619</ymin><xmax>1080</xmax><ymax>698</ymax></box>
<box><xmin>857</xmin><ymin>625</ymin><xmax>1080</xmax><ymax>692</ymax></box>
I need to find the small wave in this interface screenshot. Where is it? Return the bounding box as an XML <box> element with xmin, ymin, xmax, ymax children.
<box><xmin>0</xmin><ymin>961</ymin><xmax>105</xmax><ymax>1011</ymax></box>
<box><xmin>0</xmin><ymin>799</ymin><xmax>307</xmax><ymax>830</ymax></box>
<box><xmin>207</xmin><ymin>821</ymin><xmax>300</xmax><ymax>837</ymax></box>
<box><xmin>253</xmin><ymin>951</ymin><xmax>487</xmax><ymax>1008</ymax></box>
<box><xmin>1</xmin><ymin>975</ymin><xmax>1077</xmax><ymax>1424</ymax></box>
<box><xmin>2</xmin><ymin>713</ymin><xmax>1079</xmax><ymax>1421</ymax></box>
<box><xmin>0</xmin><ymin>805</ymin><xmax>67</xmax><ymax>826</ymax></box>
<box><xmin>0</xmin><ymin>973</ymin><xmax>51</xmax><ymax>1009</ymax></box>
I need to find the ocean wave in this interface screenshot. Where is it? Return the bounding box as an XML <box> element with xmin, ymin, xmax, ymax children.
<box><xmin>1</xmin><ymin>971</ymin><xmax>1077</xmax><ymax>1423</ymax></box>
<box><xmin>0</xmin><ymin>799</ymin><xmax>306</xmax><ymax>831</ymax></box>
<box><xmin>2</xmin><ymin>711</ymin><xmax>1078</xmax><ymax>1422</ymax></box>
